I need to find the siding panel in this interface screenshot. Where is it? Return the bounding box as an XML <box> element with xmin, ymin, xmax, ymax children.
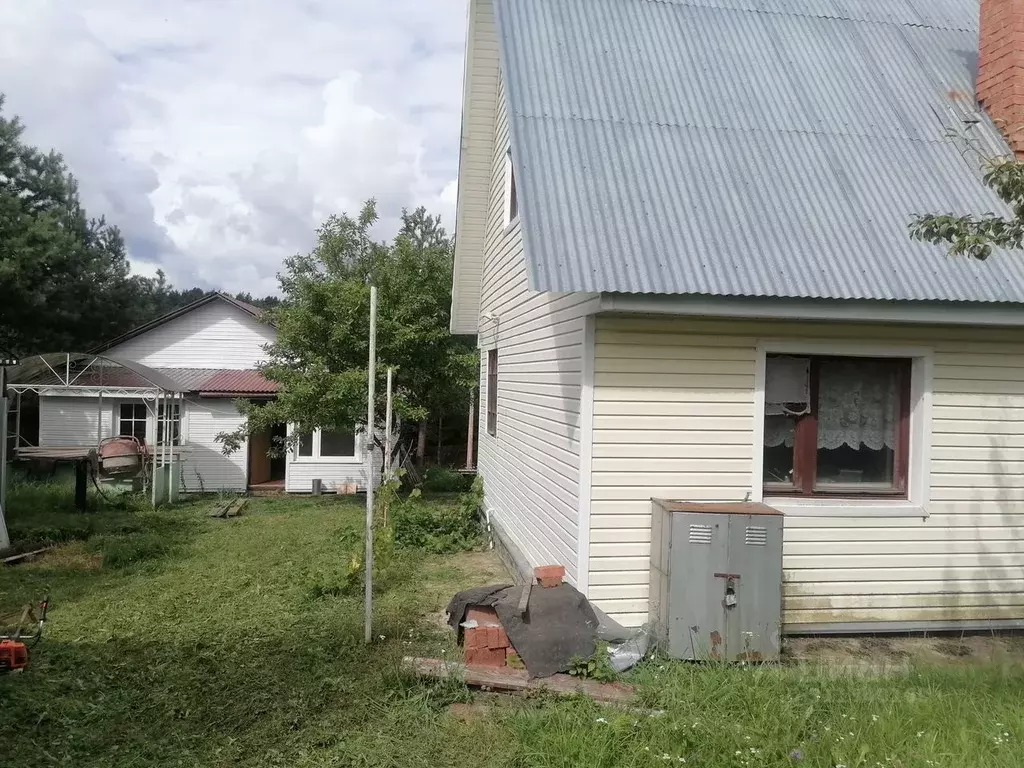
<box><xmin>182</xmin><ymin>398</ymin><xmax>248</xmax><ymax>491</ymax></box>
<box><xmin>451</xmin><ymin>0</ymin><xmax>501</xmax><ymax>332</ymax></box>
<box><xmin>39</xmin><ymin>397</ymin><xmax>111</xmax><ymax>446</ymax></box>
<box><xmin>590</xmin><ymin>315</ymin><xmax>1024</xmax><ymax>629</ymax></box>
<box><xmin>475</xmin><ymin>70</ymin><xmax>599</xmax><ymax>586</ymax></box>
<box><xmin>105</xmin><ymin>301</ymin><xmax>275</xmax><ymax>369</ymax></box>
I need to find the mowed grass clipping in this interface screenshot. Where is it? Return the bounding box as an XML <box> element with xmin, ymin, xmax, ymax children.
<box><xmin>0</xmin><ymin>494</ymin><xmax>1022</xmax><ymax>767</ymax></box>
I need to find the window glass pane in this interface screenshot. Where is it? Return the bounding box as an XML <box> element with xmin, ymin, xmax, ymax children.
<box><xmin>509</xmin><ymin>165</ymin><xmax>518</xmax><ymax>220</ymax></box>
<box><xmin>297</xmin><ymin>431</ymin><xmax>313</xmax><ymax>457</ymax></box>
<box><xmin>119</xmin><ymin>403</ymin><xmax>147</xmax><ymax>441</ymax></box>
<box><xmin>320</xmin><ymin>428</ymin><xmax>356</xmax><ymax>457</ymax></box>
<box><xmin>816</xmin><ymin>360</ymin><xmax>901</xmax><ymax>488</ymax></box>
<box><xmin>157</xmin><ymin>403</ymin><xmax>181</xmax><ymax>445</ymax></box>
<box><xmin>763</xmin><ymin>415</ymin><xmax>796</xmax><ymax>485</ymax></box>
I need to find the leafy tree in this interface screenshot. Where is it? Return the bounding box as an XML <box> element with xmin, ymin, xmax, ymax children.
<box><xmin>0</xmin><ymin>95</ymin><xmax>140</xmax><ymax>354</ymax></box>
<box><xmin>911</xmin><ymin>155</ymin><xmax>1024</xmax><ymax>259</ymax></box>
<box><xmin>233</xmin><ymin>292</ymin><xmax>281</xmax><ymax>311</ymax></box>
<box><xmin>216</xmin><ymin>200</ymin><xmax>476</xmax><ymax>465</ymax></box>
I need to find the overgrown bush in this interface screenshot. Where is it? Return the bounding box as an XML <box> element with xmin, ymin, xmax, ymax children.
<box><xmin>305</xmin><ymin>524</ymin><xmax>397</xmax><ymax>599</ymax></box>
<box><xmin>419</xmin><ymin>467</ymin><xmax>474</xmax><ymax>494</ymax></box>
<box><xmin>392</xmin><ymin>479</ymin><xmax>484</xmax><ymax>554</ymax></box>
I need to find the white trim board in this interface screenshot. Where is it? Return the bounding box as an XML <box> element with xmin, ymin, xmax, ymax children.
<box><xmin>751</xmin><ymin>339</ymin><xmax>934</xmax><ymax>518</ymax></box>
<box><xmin>600</xmin><ymin>293</ymin><xmax>1024</xmax><ymax>328</ymax></box>
<box><xmin>576</xmin><ymin>315</ymin><xmax>596</xmax><ymax>595</ymax></box>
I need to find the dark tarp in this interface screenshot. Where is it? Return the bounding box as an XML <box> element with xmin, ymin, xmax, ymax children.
<box><xmin>446</xmin><ymin>583</ymin><xmax>600</xmax><ymax>678</ymax></box>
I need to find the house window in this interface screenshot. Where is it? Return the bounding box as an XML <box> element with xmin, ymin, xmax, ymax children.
<box><xmin>157</xmin><ymin>402</ymin><xmax>181</xmax><ymax>446</ymax></box>
<box><xmin>320</xmin><ymin>428</ymin><xmax>356</xmax><ymax>457</ymax></box>
<box><xmin>118</xmin><ymin>403</ymin><xmax>148</xmax><ymax>442</ymax></box>
<box><xmin>294</xmin><ymin>427</ymin><xmax>359</xmax><ymax>460</ymax></box>
<box><xmin>504</xmin><ymin>151</ymin><xmax>518</xmax><ymax>226</ymax></box>
<box><xmin>763</xmin><ymin>355</ymin><xmax>911</xmax><ymax>496</ymax></box>
<box><xmin>487</xmin><ymin>349</ymin><xmax>498</xmax><ymax>436</ymax></box>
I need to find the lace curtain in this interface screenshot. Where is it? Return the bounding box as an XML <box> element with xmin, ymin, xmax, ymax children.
<box><xmin>763</xmin><ymin>359</ymin><xmax>899</xmax><ymax>450</ymax></box>
<box><xmin>817</xmin><ymin>360</ymin><xmax>899</xmax><ymax>451</ymax></box>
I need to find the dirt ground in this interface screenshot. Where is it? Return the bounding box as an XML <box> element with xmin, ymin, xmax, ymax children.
<box><xmin>784</xmin><ymin>633</ymin><xmax>1024</xmax><ymax>672</ymax></box>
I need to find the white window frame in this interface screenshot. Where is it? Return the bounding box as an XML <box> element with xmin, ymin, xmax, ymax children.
<box><xmin>751</xmin><ymin>340</ymin><xmax>933</xmax><ymax>518</ymax></box>
<box><xmin>503</xmin><ymin>149</ymin><xmax>518</xmax><ymax>228</ymax></box>
<box><xmin>116</xmin><ymin>401</ymin><xmax>150</xmax><ymax>442</ymax></box>
<box><xmin>156</xmin><ymin>401</ymin><xmax>181</xmax><ymax>447</ymax></box>
<box><xmin>290</xmin><ymin>426</ymin><xmax>362</xmax><ymax>464</ymax></box>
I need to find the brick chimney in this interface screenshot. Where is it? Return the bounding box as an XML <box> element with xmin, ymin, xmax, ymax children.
<box><xmin>979</xmin><ymin>0</ymin><xmax>1024</xmax><ymax>154</ymax></box>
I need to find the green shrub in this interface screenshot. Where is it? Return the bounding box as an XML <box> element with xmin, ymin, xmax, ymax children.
<box><xmin>419</xmin><ymin>467</ymin><xmax>474</xmax><ymax>494</ymax></box>
<box><xmin>567</xmin><ymin>642</ymin><xmax>619</xmax><ymax>682</ymax></box>
<box><xmin>392</xmin><ymin>482</ymin><xmax>483</xmax><ymax>554</ymax></box>
<box><xmin>305</xmin><ymin>525</ymin><xmax>397</xmax><ymax>599</ymax></box>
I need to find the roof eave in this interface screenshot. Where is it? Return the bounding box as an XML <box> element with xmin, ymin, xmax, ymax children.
<box><xmin>600</xmin><ymin>292</ymin><xmax>1024</xmax><ymax>328</ymax></box>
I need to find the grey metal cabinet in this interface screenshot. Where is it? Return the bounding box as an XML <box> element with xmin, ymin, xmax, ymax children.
<box><xmin>649</xmin><ymin>500</ymin><xmax>783</xmax><ymax>662</ymax></box>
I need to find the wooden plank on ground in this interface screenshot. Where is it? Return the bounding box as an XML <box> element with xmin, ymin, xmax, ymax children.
<box><xmin>401</xmin><ymin>657</ymin><xmax>636</xmax><ymax>704</ymax></box>
<box><xmin>209</xmin><ymin>497</ymin><xmax>248</xmax><ymax>518</ymax></box>
<box><xmin>2</xmin><ymin>546</ymin><xmax>55</xmax><ymax>565</ymax></box>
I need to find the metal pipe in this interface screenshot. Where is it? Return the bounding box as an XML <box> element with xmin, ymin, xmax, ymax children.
<box><xmin>384</xmin><ymin>367</ymin><xmax>393</xmax><ymax>481</ymax></box>
<box><xmin>151</xmin><ymin>391</ymin><xmax>158</xmax><ymax>509</ymax></box>
<box><xmin>14</xmin><ymin>390</ymin><xmax>21</xmax><ymax>451</ymax></box>
<box><xmin>0</xmin><ymin>395</ymin><xmax>9</xmax><ymax>550</ymax></box>
<box><xmin>466</xmin><ymin>387</ymin><xmax>476</xmax><ymax>470</ymax></box>
<box><xmin>364</xmin><ymin>285</ymin><xmax>377</xmax><ymax>644</ymax></box>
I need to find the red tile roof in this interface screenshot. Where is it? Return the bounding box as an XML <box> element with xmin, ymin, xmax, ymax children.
<box><xmin>197</xmin><ymin>369</ymin><xmax>278</xmax><ymax>396</ymax></box>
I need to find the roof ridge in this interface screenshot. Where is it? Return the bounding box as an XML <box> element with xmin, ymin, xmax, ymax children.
<box><xmin>639</xmin><ymin>0</ymin><xmax>975</xmax><ymax>33</ymax></box>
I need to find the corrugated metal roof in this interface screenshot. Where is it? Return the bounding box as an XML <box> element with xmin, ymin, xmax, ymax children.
<box><xmin>495</xmin><ymin>0</ymin><xmax>1024</xmax><ymax>302</ymax></box>
<box><xmin>197</xmin><ymin>369</ymin><xmax>278</xmax><ymax>395</ymax></box>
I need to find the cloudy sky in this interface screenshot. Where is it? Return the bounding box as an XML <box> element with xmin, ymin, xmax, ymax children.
<box><xmin>0</xmin><ymin>0</ymin><xmax>467</xmax><ymax>295</ymax></box>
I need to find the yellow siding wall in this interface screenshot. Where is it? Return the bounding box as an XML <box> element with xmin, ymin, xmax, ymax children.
<box><xmin>591</xmin><ymin>315</ymin><xmax>1024</xmax><ymax>629</ymax></box>
<box><xmin>450</xmin><ymin>0</ymin><xmax>500</xmax><ymax>333</ymax></box>
<box><xmin>475</xmin><ymin>72</ymin><xmax>598</xmax><ymax>584</ymax></box>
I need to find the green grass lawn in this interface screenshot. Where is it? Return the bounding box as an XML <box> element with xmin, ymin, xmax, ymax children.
<box><xmin>2</xmin><ymin>493</ymin><xmax>1023</xmax><ymax>767</ymax></box>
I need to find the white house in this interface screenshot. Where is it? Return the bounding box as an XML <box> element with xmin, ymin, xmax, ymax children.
<box><xmin>452</xmin><ymin>0</ymin><xmax>1024</xmax><ymax>633</ymax></box>
<box><xmin>35</xmin><ymin>294</ymin><xmax>370</xmax><ymax>494</ymax></box>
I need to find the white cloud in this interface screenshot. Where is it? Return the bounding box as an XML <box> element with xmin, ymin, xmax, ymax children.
<box><xmin>0</xmin><ymin>0</ymin><xmax>466</xmax><ymax>294</ymax></box>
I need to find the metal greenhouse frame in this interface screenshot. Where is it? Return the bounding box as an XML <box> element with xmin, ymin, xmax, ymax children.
<box><xmin>1</xmin><ymin>353</ymin><xmax>188</xmax><ymax>544</ymax></box>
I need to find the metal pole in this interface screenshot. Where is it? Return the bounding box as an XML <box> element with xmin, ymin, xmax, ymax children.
<box><xmin>364</xmin><ymin>285</ymin><xmax>377</xmax><ymax>644</ymax></box>
<box><xmin>151</xmin><ymin>393</ymin><xmax>158</xmax><ymax>509</ymax></box>
<box><xmin>97</xmin><ymin>391</ymin><xmax>104</xmax><ymax>444</ymax></box>
<box><xmin>384</xmin><ymin>367</ymin><xmax>393</xmax><ymax>480</ymax></box>
<box><xmin>161</xmin><ymin>394</ymin><xmax>168</xmax><ymax>503</ymax></box>
<box><xmin>466</xmin><ymin>387</ymin><xmax>476</xmax><ymax>470</ymax></box>
<box><xmin>14</xmin><ymin>390</ymin><xmax>21</xmax><ymax>451</ymax></box>
<box><xmin>0</xmin><ymin>395</ymin><xmax>9</xmax><ymax>550</ymax></box>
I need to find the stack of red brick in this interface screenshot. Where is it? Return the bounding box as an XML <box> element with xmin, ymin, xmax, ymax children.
<box><xmin>462</xmin><ymin>606</ymin><xmax>514</xmax><ymax>667</ymax></box>
<box><xmin>461</xmin><ymin>565</ymin><xmax>565</xmax><ymax>669</ymax></box>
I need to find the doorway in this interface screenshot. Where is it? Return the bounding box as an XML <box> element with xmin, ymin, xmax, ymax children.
<box><xmin>248</xmin><ymin>422</ymin><xmax>286</xmax><ymax>488</ymax></box>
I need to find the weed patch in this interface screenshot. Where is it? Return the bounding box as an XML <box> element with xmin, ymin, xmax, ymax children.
<box><xmin>393</xmin><ymin>479</ymin><xmax>484</xmax><ymax>554</ymax></box>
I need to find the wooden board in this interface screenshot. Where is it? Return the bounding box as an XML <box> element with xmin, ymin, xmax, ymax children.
<box><xmin>401</xmin><ymin>657</ymin><xmax>636</xmax><ymax>704</ymax></box>
<box><xmin>209</xmin><ymin>497</ymin><xmax>248</xmax><ymax>519</ymax></box>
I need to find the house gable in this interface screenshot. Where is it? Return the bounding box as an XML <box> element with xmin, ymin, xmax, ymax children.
<box><xmin>450</xmin><ymin>0</ymin><xmax>501</xmax><ymax>334</ymax></box>
<box><xmin>102</xmin><ymin>297</ymin><xmax>276</xmax><ymax>370</ymax></box>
